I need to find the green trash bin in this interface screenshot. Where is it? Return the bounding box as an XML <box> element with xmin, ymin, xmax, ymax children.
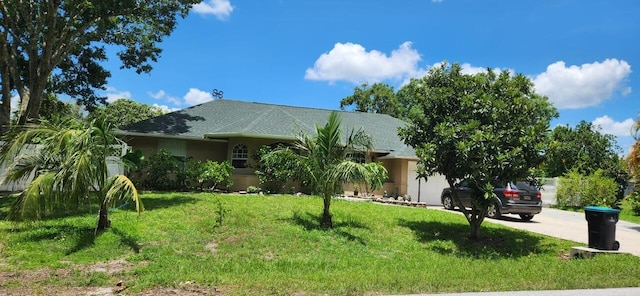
<box><xmin>584</xmin><ymin>206</ymin><xmax>620</xmax><ymax>250</ymax></box>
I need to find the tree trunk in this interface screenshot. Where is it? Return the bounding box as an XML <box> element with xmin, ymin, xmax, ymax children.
<box><xmin>0</xmin><ymin>91</ymin><xmax>10</xmax><ymax>135</ymax></box>
<box><xmin>95</xmin><ymin>202</ymin><xmax>111</xmax><ymax>234</ymax></box>
<box><xmin>321</xmin><ymin>195</ymin><xmax>333</xmax><ymax>228</ymax></box>
<box><xmin>468</xmin><ymin>215</ymin><xmax>481</xmax><ymax>240</ymax></box>
<box><xmin>18</xmin><ymin>86</ymin><xmax>44</xmax><ymax>125</ymax></box>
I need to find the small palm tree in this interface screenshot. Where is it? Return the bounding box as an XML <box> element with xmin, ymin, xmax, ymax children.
<box><xmin>0</xmin><ymin>118</ymin><xmax>142</xmax><ymax>233</ymax></box>
<box><xmin>295</xmin><ymin>111</ymin><xmax>387</xmax><ymax>228</ymax></box>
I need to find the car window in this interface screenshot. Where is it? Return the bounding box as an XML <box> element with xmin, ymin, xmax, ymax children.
<box><xmin>515</xmin><ymin>181</ymin><xmax>537</xmax><ymax>191</ymax></box>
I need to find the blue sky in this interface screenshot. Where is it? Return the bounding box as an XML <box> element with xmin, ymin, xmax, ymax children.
<box><xmin>98</xmin><ymin>0</ymin><xmax>637</xmax><ymax>153</ymax></box>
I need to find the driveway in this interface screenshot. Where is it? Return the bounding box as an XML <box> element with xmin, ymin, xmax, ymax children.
<box><xmin>429</xmin><ymin>206</ymin><xmax>640</xmax><ymax>257</ymax></box>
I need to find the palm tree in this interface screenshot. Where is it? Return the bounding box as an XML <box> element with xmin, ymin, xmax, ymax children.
<box><xmin>0</xmin><ymin>118</ymin><xmax>142</xmax><ymax>233</ymax></box>
<box><xmin>295</xmin><ymin>111</ymin><xmax>387</xmax><ymax>228</ymax></box>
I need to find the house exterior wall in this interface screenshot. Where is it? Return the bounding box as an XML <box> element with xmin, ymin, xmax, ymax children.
<box><xmin>123</xmin><ymin>136</ymin><xmax>411</xmax><ymax>196</ymax></box>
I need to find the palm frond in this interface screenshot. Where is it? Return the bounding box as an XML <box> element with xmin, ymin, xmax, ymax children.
<box><xmin>105</xmin><ymin>175</ymin><xmax>143</xmax><ymax>214</ymax></box>
<box><xmin>8</xmin><ymin>172</ymin><xmax>58</xmax><ymax>221</ymax></box>
<box><xmin>1</xmin><ymin>153</ymin><xmax>47</xmax><ymax>185</ymax></box>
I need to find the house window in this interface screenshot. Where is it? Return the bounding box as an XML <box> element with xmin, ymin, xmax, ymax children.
<box><xmin>158</xmin><ymin>138</ymin><xmax>188</xmax><ymax>168</ymax></box>
<box><xmin>232</xmin><ymin>144</ymin><xmax>249</xmax><ymax>168</ymax></box>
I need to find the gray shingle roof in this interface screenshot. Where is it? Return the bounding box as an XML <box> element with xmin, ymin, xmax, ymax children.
<box><xmin>117</xmin><ymin>99</ymin><xmax>416</xmax><ymax>158</ymax></box>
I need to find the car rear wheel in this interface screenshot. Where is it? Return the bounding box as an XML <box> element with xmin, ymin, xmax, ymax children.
<box><xmin>487</xmin><ymin>203</ymin><xmax>501</xmax><ymax>219</ymax></box>
<box><xmin>442</xmin><ymin>194</ymin><xmax>455</xmax><ymax>210</ymax></box>
<box><xmin>519</xmin><ymin>214</ymin><xmax>534</xmax><ymax>221</ymax></box>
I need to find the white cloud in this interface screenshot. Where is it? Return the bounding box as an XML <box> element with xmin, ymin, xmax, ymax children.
<box><xmin>148</xmin><ymin>89</ymin><xmax>181</xmax><ymax>106</ymax></box>
<box><xmin>432</xmin><ymin>0</ymin><xmax>443</xmax><ymax>3</ymax></box>
<box><xmin>305</xmin><ymin>41</ymin><xmax>422</xmax><ymax>84</ymax></box>
<box><xmin>532</xmin><ymin>59</ymin><xmax>632</xmax><ymax>109</ymax></box>
<box><xmin>104</xmin><ymin>87</ymin><xmax>132</xmax><ymax>103</ymax></box>
<box><xmin>193</xmin><ymin>0</ymin><xmax>234</xmax><ymax>20</ymax></box>
<box><xmin>592</xmin><ymin>115</ymin><xmax>635</xmax><ymax>137</ymax></box>
<box><xmin>184</xmin><ymin>88</ymin><xmax>214</xmax><ymax>106</ymax></box>
<box><xmin>148</xmin><ymin>90</ymin><xmax>166</xmax><ymax>99</ymax></box>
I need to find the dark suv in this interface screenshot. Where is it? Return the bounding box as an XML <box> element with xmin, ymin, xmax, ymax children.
<box><xmin>440</xmin><ymin>179</ymin><xmax>542</xmax><ymax>221</ymax></box>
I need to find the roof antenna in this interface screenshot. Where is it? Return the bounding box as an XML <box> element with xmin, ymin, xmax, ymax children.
<box><xmin>212</xmin><ymin>88</ymin><xmax>224</xmax><ymax>99</ymax></box>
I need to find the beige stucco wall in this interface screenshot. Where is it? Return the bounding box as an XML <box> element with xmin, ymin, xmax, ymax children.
<box><xmin>123</xmin><ymin>135</ymin><xmax>413</xmax><ymax>196</ymax></box>
<box><xmin>126</xmin><ymin>136</ymin><xmax>228</xmax><ymax>161</ymax></box>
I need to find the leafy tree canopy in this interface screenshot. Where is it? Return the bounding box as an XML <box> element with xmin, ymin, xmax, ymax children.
<box><xmin>543</xmin><ymin>121</ymin><xmax>622</xmax><ymax>178</ymax></box>
<box><xmin>340</xmin><ymin>83</ymin><xmax>401</xmax><ymax>117</ymax></box>
<box><xmin>0</xmin><ymin>0</ymin><xmax>200</xmax><ymax>131</ymax></box>
<box><xmin>89</xmin><ymin>98</ymin><xmax>165</xmax><ymax>129</ymax></box>
<box><xmin>399</xmin><ymin>62</ymin><xmax>558</xmax><ymax>239</ymax></box>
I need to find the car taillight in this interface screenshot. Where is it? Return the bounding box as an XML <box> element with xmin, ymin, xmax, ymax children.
<box><xmin>504</xmin><ymin>189</ymin><xmax>519</xmax><ymax>199</ymax></box>
<box><xmin>536</xmin><ymin>192</ymin><xmax>542</xmax><ymax>200</ymax></box>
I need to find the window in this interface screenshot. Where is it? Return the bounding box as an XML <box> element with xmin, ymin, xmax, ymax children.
<box><xmin>159</xmin><ymin>139</ymin><xmax>186</xmax><ymax>156</ymax></box>
<box><xmin>232</xmin><ymin>144</ymin><xmax>249</xmax><ymax>168</ymax></box>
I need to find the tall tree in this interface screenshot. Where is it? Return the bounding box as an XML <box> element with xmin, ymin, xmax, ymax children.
<box><xmin>294</xmin><ymin>111</ymin><xmax>388</xmax><ymax>228</ymax></box>
<box><xmin>89</xmin><ymin>98</ymin><xmax>165</xmax><ymax>129</ymax></box>
<box><xmin>340</xmin><ymin>83</ymin><xmax>403</xmax><ymax>118</ymax></box>
<box><xmin>0</xmin><ymin>118</ymin><xmax>142</xmax><ymax>232</ymax></box>
<box><xmin>0</xmin><ymin>0</ymin><xmax>200</xmax><ymax>132</ymax></box>
<box><xmin>544</xmin><ymin>121</ymin><xmax>622</xmax><ymax>177</ymax></box>
<box><xmin>399</xmin><ymin>63</ymin><xmax>557</xmax><ymax>239</ymax></box>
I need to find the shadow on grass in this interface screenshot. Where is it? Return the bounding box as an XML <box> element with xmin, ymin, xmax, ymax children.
<box><xmin>138</xmin><ymin>193</ymin><xmax>198</xmax><ymax>211</ymax></box>
<box><xmin>0</xmin><ymin>192</ymin><xmax>197</xmax><ymax>221</ymax></box>
<box><xmin>2</xmin><ymin>222</ymin><xmax>141</xmax><ymax>255</ymax></box>
<box><xmin>398</xmin><ymin>218</ymin><xmax>559</xmax><ymax>259</ymax></box>
<box><xmin>63</xmin><ymin>227</ymin><xmax>142</xmax><ymax>255</ymax></box>
<box><xmin>0</xmin><ymin>194</ymin><xmax>14</xmax><ymax>219</ymax></box>
<box><xmin>287</xmin><ymin>211</ymin><xmax>369</xmax><ymax>245</ymax></box>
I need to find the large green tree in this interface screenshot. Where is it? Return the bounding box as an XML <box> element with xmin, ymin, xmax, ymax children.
<box><xmin>544</xmin><ymin>121</ymin><xmax>622</xmax><ymax>177</ymax></box>
<box><xmin>294</xmin><ymin>111</ymin><xmax>388</xmax><ymax>228</ymax></box>
<box><xmin>399</xmin><ymin>63</ymin><xmax>558</xmax><ymax>239</ymax></box>
<box><xmin>0</xmin><ymin>118</ymin><xmax>142</xmax><ymax>232</ymax></box>
<box><xmin>0</xmin><ymin>0</ymin><xmax>200</xmax><ymax>132</ymax></box>
<box><xmin>340</xmin><ymin>83</ymin><xmax>401</xmax><ymax>117</ymax></box>
<box><xmin>89</xmin><ymin>98</ymin><xmax>165</xmax><ymax>129</ymax></box>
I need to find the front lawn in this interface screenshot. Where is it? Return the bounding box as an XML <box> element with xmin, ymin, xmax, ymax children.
<box><xmin>1</xmin><ymin>193</ymin><xmax>639</xmax><ymax>295</ymax></box>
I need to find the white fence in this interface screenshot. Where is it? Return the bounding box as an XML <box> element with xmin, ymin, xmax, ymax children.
<box><xmin>0</xmin><ymin>142</ymin><xmax>128</xmax><ymax>192</ymax></box>
<box><xmin>538</xmin><ymin>177</ymin><xmax>558</xmax><ymax>206</ymax></box>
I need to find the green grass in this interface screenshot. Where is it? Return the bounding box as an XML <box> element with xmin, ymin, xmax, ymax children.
<box><xmin>2</xmin><ymin>193</ymin><xmax>640</xmax><ymax>295</ymax></box>
<box><xmin>619</xmin><ymin>199</ymin><xmax>640</xmax><ymax>224</ymax></box>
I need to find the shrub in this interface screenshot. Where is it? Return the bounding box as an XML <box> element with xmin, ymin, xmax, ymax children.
<box><xmin>135</xmin><ymin>150</ymin><xmax>233</xmax><ymax>192</ymax></box>
<box><xmin>184</xmin><ymin>159</ymin><xmax>234</xmax><ymax>191</ymax></box>
<box><xmin>556</xmin><ymin>170</ymin><xmax>583</xmax><ymax>207</ymax></box>
<box><xmin>626</xmin><ymin>192</ymin><xmax>640</xmax><ymax>216</ymax></box>
<box><xmin>582</xmin><ymin>170</ymin><xmax>618</xmax><ymax>207</ymax></box>
<box><xmin>254</xmin><ymin>145</ymin><xmax>300</xmax><ymax>194</ymax></box>
<box><xmin>556</xmin><ymin>169</ymin><xmax>618</xmax><ymax>208</ymax></box>
<box><xmin>137</xmin><ymin>149</ymin><xmax>184</xmax><ymax>190</ymax></box>
<box><xmin>246</xmin><ymin>186</ymin><xmax>262</xmax><ymax>194</ymax></box>
<box><xmin>200</xmin><ymin>160</ymin><xmax>234</xmax><ymax>191</ymax></box>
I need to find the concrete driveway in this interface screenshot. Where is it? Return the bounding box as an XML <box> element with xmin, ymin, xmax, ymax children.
<box><xmin>430</xmin><ymin>206</ymin><xmax>640</xmax><ymax>257</ymax></box>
